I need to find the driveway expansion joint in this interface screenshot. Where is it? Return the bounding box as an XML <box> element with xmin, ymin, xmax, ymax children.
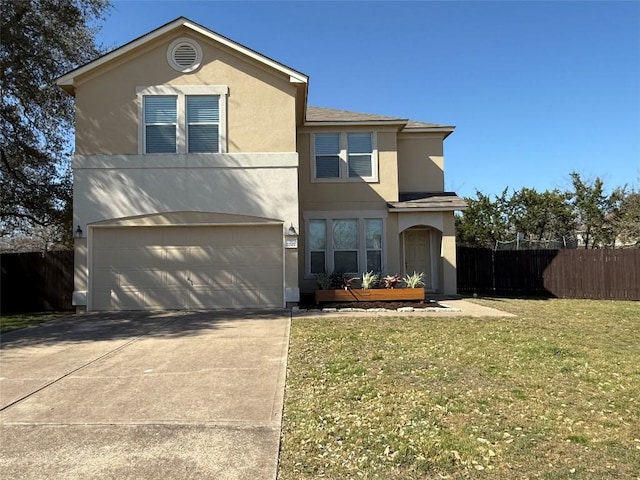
<box><xmin>0</xmin><ymin>316</ymin><xmax>178</xmax><ymax>412</ymax></box>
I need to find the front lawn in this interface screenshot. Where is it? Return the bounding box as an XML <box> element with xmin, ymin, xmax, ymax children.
<box><xmin>279</xmin><ymin>298</ymin><xmax>640</xmax><ymax>479</ymax></box>
<box><xmin>0</xmin><ymin>312</ymin><xmax>69</xmax><ymax>333</ymax></box>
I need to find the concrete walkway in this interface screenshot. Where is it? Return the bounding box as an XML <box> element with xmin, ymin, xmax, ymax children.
<box><xmin>293</xmin><ymin>298</ymin><xmax>516</xmax><ymax>318</ymax></box>
<box><xmin>1</xmin><ymin>310</ymin><xmax>291</xmax><ymax>480</ymax></box>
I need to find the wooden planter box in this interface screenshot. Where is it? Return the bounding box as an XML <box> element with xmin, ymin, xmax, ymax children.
<box><xmin>315</xmin><ymin>288</ymin><xmax>425</xmax><ymax>304</ymax></box>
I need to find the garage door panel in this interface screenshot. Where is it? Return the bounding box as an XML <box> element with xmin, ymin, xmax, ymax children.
<box><xmin>161</xmin><ymin>228</ymin><xmax>198</xmax><ymax>247</ymax></box>
<box><xmin>188</xmin><ymin>246</ymin><xmax>218</xmax><ymax>263</ymax></box>
<box><xmin>235</xmin><ymin>266</ymin><xmax>282</xmax><ymax>288</ymax></box>
<box><xmin>233</xmin><ymin>288</ymin><xmax>280</xmax><ymax>308</ymax></box>
<box><xmin>142</xmin><ymin>289</ymin><xmax>186</xmax><ymax>309</ymax></box>
<box><xmin>166</xmin><ymin>270</ymin><xmax>189</xmax><ymax>287</ymax></box>
<box><xmin>189</xmin><ymin>288</ymin><xmax>234</xmax><ymax>309</ymax></box>
<box><xmin>248</xmin><ymin>246</ymin><xmax>282</xmax><ymax>266</ymax></box>
<box><xmin>118</xmin><ymin>269</ymin><xmax>167</xmax><ymax>288</ymax></box>
<box><xmin>93</xmin><ymin>268</ymin><xmax>118</xmax><ymax>289</ymax></box>
<box><xmin>189</xmin><ymin>269</ymin><xmax>234</xmax><ymax>288</ymax></box>
<box><xmin>117</xmin><ymin>248</ymin><xmax>166</xmax><ymax>266</ymax></box>
<box><xmin>93</xmin><ymin>288</ymin><xmax>118</xmax><ymax>310</ymax></box>
<box><xmin>164</xmin><ymin>247</ymin><xmax>190</xmax><ymax>265</ymax></box>
<box><xmin>106</xmin><ymin>289</ymin><xmax>143</xmax><ymax>310</ymax></box>
<box><xmin>233</xmin><ymin>229</ymin><xmax>279</xmax><ymax>246</ymax></box>
<box><xmin>188</xmin><ymin>228</ymin><xmax>235</xmax><ymax>246</ymax></box>
<box><xmin>92</xmin><ymin>229</ymin><xmax>122</xmax><ymax>248</ymax></box>
<box><xmin>92</xmin><ymin>224</ymin><xmax>284</xmax><ymax>310</ymax></box>
<box><xmin>233</xmin><ymin>288</ymin><xmax>263</xmax><ymax>307</ymax></box>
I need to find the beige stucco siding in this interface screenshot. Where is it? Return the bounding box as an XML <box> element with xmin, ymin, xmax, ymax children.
<box><xmin>297</xmin><ymin>130</ymin><xmax>399</xmax><ymax>207</ymax></box>
<box><xmin>397</xmin><ymin>134</ymin><xmax>445</xmax><ymax>192</ymax></box>
<box><xmin>73</xmin><ymin>153</ymin><xmax>300</xmax><ymax>300</ymax></box>
<box><xmin>74</xmin><ymin>29</ymin><xmax>297</xmax><ymax>155</ymax></box>
<box><xmin>385</xmin><ymin>214</ymin><xmax>401</xmax><ymax>274</ymax></box>
<box><xmin>441</xmin><ymin>211</ymin><xmax>457</xmax><ymax>294</ymax></box>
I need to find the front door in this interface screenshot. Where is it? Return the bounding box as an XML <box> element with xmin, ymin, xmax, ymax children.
<box><xmin>404</xmin><ymin>229</ymin><xmax>432</xmax><ymax>290</ymax></box>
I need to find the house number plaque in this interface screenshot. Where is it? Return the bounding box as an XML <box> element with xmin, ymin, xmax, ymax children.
<box><xmin>285</xmin><ymin>237</ymin><xmax>298</xmax><ymax>249</ymax></box>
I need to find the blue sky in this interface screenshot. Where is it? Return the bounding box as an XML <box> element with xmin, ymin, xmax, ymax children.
<box><xmin>98</xmin><ymin>1</ymin><xmax>640</xmax><ymax>198</ymax></box>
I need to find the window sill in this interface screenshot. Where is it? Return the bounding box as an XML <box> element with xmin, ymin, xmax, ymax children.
<box><xmin>312</xmin><ymin>177</ymin><xmax>379</xmax><ymax>184</ymax></box>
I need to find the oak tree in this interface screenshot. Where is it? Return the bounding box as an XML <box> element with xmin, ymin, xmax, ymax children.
<box><xmin>0</xmin><ymin>0</ymin><xmax>111</xmax><ymax>250</ymax></box>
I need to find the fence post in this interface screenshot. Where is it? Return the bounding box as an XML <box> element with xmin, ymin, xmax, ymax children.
<box><xmin>491</xmin><ymin>248</ymin><xmax>496</xmax><ymax>296</ymax></box>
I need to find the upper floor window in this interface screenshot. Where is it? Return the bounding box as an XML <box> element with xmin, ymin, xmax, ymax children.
<box><xmin>137</xmin><ymin>85</ymin><xmax>228</xmax><ymax>154</ymax></box>
<box><xmin>144</xmin><ymin>96</ymin><xmax>177</xmax><ymax>153</ymax></box>
<box><xmin>313</xmin><ymin>132</ymin><xmax>378</xmax><ymax>182</ymax></box>
<box><xmin>186</xmin><ymin>95</ymin><xmax>220</xmax><ymax>153</ymax></box>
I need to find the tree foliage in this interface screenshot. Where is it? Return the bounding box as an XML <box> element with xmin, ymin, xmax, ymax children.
<box><xmin>617</xmin><ymin>192</ymin><xmax>640</xmax><ymax>244</ymax></box>
<box><xmin>455</xmin><ymin>188</ymin><xmax>510</xmax><ymax>249</ymax></box>
<box><xmin>510</xmin><ymin>187</ymin><xmax>575</xmax><ymax>244</ymax></box>
<box><xmin>457</xmin><ymin>172</ymin><xmax>639</xmax><ymax>249</ymax></box>
<box><xmin>0</xmin><ymin>0</ymin><xmax>110</xmax><ymax>250</ymax></box>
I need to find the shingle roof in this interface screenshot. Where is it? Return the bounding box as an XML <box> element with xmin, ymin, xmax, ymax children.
<box><xmin>388</xmin><ymin>192</ymin><xmax>468</xmax><ymax>211</ymax></box>
<box><xmin>306</xmin><ymin>107</ymin><xmax>454</xmax><ymax>132</ymax></box>
<box><xmin>306</xmin><ymin>106</ymin><xmax>407</xmax><ymax>123</ymax></box>
<box><xmin>405</xmin><ymin>120</ymin><xmax>448</xmax><ymax>129</ymax></box>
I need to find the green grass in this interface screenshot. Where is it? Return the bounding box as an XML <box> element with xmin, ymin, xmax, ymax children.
<box><xmin>0</xmin><ymin>312</ymin><xmax>69</xmax><ymax>333</ymax></box>
<box><xmin>279</xmin><ymin>298</ymin><xmax>640</xmax><ymax>479</ymax></box>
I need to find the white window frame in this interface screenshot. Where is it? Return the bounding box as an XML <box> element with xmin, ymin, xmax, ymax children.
<box><xmin>311</xmin><ymin>132</ymin><xmax>378</xmax><ymax>183</ymax></box>
<box><xmin>303</xmin><ymin>211</ymin><xmax>387</xmax><ymax>277</ymax></box>
<box><xmin>137</xmin><ymin>85</ymin><xmax>229</xmax><ymax>154</ymax></box>
<box><xmin>143</xmin><ymin>95</ymin><xmax>178</xmax><ymax>154</ymax></box>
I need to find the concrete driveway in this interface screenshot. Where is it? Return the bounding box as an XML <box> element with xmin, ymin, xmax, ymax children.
<box><xmin>0</xmin><ymin>310</ymin><xmax>291</xmax><ymax>480</ymax></box>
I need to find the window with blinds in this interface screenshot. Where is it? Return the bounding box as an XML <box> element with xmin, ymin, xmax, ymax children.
<box><xmin>347</xmin><ymin>133</ymin><xmax>373</xmax><ymax>178</ymax></box>
<box><xmin>309</xmin><ymin>219</ymin><xmax>327</xmax><ymax>274</ymax></box>
<box><xmin>305</xmin><ymin>216</ymin><xmax>385</xmax><ymax>276</ymax></box>
<box><xmin>143</xmin><ymin>94</ymin><xmax>220</xmax><ymax>154</ymax></box>
<box><xmin>144</xmin><ymin>96</ymin><xmax>177</xmax><ymax>154</ymax></box>
<box><xmin>314</xmin><ymin>133</ymin><xmax>340</xmax><ymax>178</ymax></box>
<box><xmin>187</xmin><ymin>95</ymin><xmax>219</xmax><ymax>153</ymax></box>
<box><xmin>312</xmin><ymin>132</ymin><xmax>377</xmax><ymax>182</ymax></box>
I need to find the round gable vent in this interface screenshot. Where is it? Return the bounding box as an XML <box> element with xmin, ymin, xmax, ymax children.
<box><xmin>167</xmin><ymin>38</ymin><xmax>202</xmax><ymax>73</ymax></box>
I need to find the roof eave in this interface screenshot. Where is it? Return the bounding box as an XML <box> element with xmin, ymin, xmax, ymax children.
<box><xmin>304</xmin><ymin>120</ymin><xmax>408</xmax><ymax>127</ymax></box>
<box><xmin>400</xmin><ymin>126</ymin><xmax>456</xmax><ymax>138</ymax></box>
<box><xmin>388</xmin><ymin>205</ymin><xmax>468</xmax><ymax>212</ymax></box>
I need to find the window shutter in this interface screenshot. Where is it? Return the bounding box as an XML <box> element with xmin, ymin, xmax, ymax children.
<box><xmin>187</xmin><ymin>96</ymin><xmax>220</xmax><ymax>153</ymax></box>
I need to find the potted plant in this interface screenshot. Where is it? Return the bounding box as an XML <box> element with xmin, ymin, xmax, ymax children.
<box><xmin>314</xmin><ymin>271</ymin><xmax>426</xmax><ymax>304</ymax></box>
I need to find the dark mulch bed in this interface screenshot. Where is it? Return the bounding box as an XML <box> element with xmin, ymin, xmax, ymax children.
<box><xmin>299</xmin><ymin>300</ymin><xmax>447</xmax><ymax>310</ymax></box>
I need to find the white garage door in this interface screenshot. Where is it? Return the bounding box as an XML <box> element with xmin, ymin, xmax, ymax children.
<box><xmin>91</xmin><ymin>225</ymin><xmax>283</xmax><ymax>310</ymax></box>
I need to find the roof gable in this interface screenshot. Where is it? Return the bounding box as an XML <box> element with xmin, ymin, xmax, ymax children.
<box><xmin>56</xmin><ymin>17</ymin><xmax>308</xmax><ymax>94</ymax></box>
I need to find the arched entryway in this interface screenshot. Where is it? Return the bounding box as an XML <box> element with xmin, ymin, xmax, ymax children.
<box><xmin>402</xmin><ymin>225</ymin><xmax>441</xmax><ymax>292</ymax></box>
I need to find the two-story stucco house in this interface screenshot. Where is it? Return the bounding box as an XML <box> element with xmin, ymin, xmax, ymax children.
<box><xmin>57</xmin><ymin>17</ymin><xmax>466</xmax><ymax>311</ymax></box>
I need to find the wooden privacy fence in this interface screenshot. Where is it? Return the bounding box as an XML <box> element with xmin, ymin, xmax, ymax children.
<box><xmin>1</xmin><ymin>250</ymin><xmax>74</xmax><ymax>313</ymax></box>
<box><xmin>457</xmin><ymin>247</ymin><xmax>640</xmax><ymax>300</ymax></box>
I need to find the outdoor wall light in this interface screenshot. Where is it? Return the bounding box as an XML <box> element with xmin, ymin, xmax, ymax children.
<box><xmin>75</xmin><ymin>225</ymin><xmax>83</xmax><ymax>238</ymax></box>
<box><xmin>285</xmin><ymin>223</ymin><xmax>298</xmax><ymax>249</ymax></box>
